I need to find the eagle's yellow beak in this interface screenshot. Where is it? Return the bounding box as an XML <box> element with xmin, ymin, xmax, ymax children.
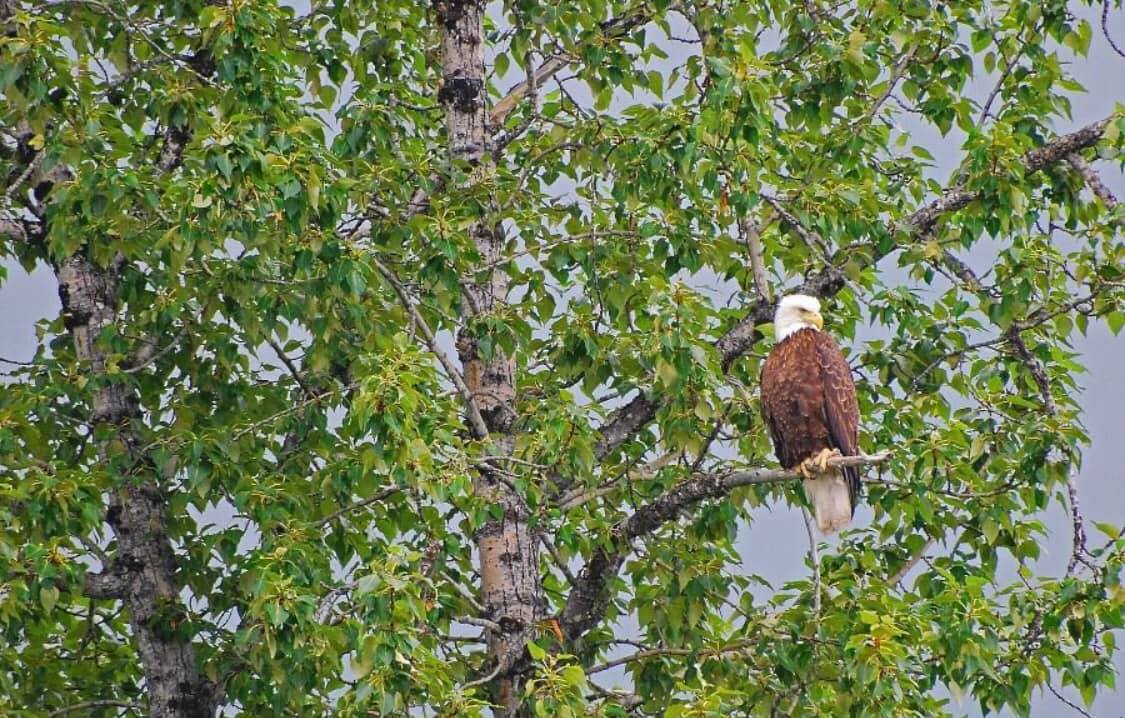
<box><xmin>806</xmin><ymin>311</ymin><xmax>824</xmax><ymax>330</ymax></box>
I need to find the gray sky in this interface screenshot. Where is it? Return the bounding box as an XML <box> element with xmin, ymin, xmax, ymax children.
<box><xmin>2</xmin><ymin>2</ymin><xmax>1122</xmax><ymax>716</ymax></box>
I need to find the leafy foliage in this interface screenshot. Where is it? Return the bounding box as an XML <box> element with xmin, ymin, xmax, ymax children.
<box><xmin>0</xmin><ymin>0</ymin><xmax>1122</xmax><ymax>716</ymax></box>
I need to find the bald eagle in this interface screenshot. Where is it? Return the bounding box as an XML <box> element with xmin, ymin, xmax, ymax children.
<box><xmin>760</xmin><ymin>295</ymin><xmax>861</xmax><ymax>533</ymax></box>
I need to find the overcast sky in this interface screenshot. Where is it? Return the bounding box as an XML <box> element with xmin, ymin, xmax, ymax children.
<box><xmin>2</xmin><ymin>2</ymin><xmax>1122</xmax><ymax>715</ymax></box>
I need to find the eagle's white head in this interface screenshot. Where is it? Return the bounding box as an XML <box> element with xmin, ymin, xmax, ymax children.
<box><xmin>774</xmin><ymin>294</ymin><xmax>824</xmax><ymax>341</ymax></box>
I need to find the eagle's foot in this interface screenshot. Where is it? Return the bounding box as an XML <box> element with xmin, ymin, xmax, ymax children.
<box><xmin>822</xmin><ymin>448</ymin><xmax>843</xmax><ymax>470</ymax></box>
<box><xmin>807</xmin><ymin>448</ymin><xmax>840</xmax><ymax>473</ymax></box>
<box><xmin>798</xmin><ymin>461</ymin><xmax>815</xmax><ymax>480</ymax></box>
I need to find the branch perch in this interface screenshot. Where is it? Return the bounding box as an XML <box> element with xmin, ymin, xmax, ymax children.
<box><xmin>559</xmin><ymin>452</ymin><xmax>891</xmax><ymax>640</ymax></box>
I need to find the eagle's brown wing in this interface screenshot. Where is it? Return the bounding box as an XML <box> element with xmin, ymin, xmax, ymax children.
<box><xmin>813</xmin><ymin>331</ymin><xmax>861</xmax><ymax>510</ymax></box>
<box><xmin>761</xmin><ymin>328</ymin><xmax>831</xmax><ymax>470</ymax></box>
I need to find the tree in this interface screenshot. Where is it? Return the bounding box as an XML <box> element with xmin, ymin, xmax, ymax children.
<box><xmin>1</xmin><ymin>0</ymin><xmax>1122</xmax><ymax>715</ymax></box>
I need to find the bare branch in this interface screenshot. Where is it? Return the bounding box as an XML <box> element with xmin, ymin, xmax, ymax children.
<box><xmin>741</xmin><ymin>215</ymin><xmax>772</xmax><ymax>303</ymax></box>
<box><xmin>887</xmin><ymin>538</ymin><xmax>935</xmax><ymax>586</ymax></box>
<box><xmin>856</xmin><ymin>45</ymin><xmax>917</xmax><ymax>127</ymax></box>
<box><xmin>539</xmin><ymin>532</ymin><xmax>577</xmax><ymax>587</ymax></box>
<box><xmin>1047</xmin><ymin>680</ymin><xmax>1097</xmax><ymax>718</ymax></box>
<box><xmin>1066</xmin><ymin>153</ymin><xmax>1120</xmax><ymax>216</ymax></box>
<box><xmin>83</xmin><ymin>569</ymin><xmax>130</xmax><ymax>600</ymax></box>
<box><xmin>1005</xmin><ymin>328</ymin><xmax>1057</xmax><ymax>416</ymax></box>
<box><xmin>458</xmin><ymin>615</ymin><xmax>503</xmax><ymax>633</ymax></box>
<box><xmin>0</xmin><ymin>216</ymin><xmax>31</xmax><ymax>242</ymax></box>
<box><xmin>761</xmin><ymin>193</ymin><xmax>831</xmax><ymax>259</ymax></box>
<box><xmin>801</xmin><ymin>507</ymin><xmax>822</xmax><ymax>615</ymax></box>
<box><xmin>1065</xmin><ymin>465</ymin><xmax>1093</xmax><ymax>577</ymax></box>
<box><xmin>1103</xmin><ymin>0</ymin><xmax>1125</xmax><ymax>59</ymax></box>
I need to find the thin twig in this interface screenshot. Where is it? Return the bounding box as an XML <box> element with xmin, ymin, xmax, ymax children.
<box><xmin>761</xmin><ymin>194</ymin><xmax>832</xmax><ymax>260</ymax></box>
<box><xmin>856</xmin><ymin>45</ymin><xmax>917</xmax><ymax>127</ymax></box>
<box><xmin>887</xmin><ymin>538</ymin><xmax>934</xmax><ymax>586</ymax></box>
<box><xmin>371</xmin><ymin>257</ymin><xmax>490</xmax><ymax>440</ymax></box>
<box><xmin>539</xmin><ymin>532</ymin><xmax>577</xmax><ymax>587</ymax></box>
<box><xmin>122</xmin><ymin>327</ymin><xmax>187</xmax><ymax>374</ymax></box>
<box><xmin>49</xmin><ymin>701</ymin><xmax>142</xmax><ymax>717</ymax></box>
<box><xmin>800</xmin><ymin>507</ymin><xmax>822</xmax><ymax>615</ymax></box>
<box><xmin>1103</xmin><ymin>0</ymin><xmax>1125</xmax><ymax>59</ymax></box>
<box><xmin>461</xmin><ymin>662</ymin><xmax>503</xmax><ymax>691</ymax></box>
<box><xmin>1047</xmin><ymin>681</ymin><xmax>1097</xmax><ymax>718</ymax></box>
<box><xmin>314</xmin><ymin>486</ymin><xmax>401</xmax><ymax>529</ymax></box>
<box><xmin>266</xmin><ymin>337</ymin><xmax>314</xmax><ymax>397</ymax></box>
<box><xmin>458</xmin><ymin>615</ymin><xmax>501</xmax><ymax>632</ymax></box>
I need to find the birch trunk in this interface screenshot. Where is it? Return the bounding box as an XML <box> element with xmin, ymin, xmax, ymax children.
<box><xmin>434</xmin><ymin>1</ymin><xmax>544</xmax><ymax>714</ymax></box>
<box><xmin>58</xmin><ymin>250</ymin><xmax>219</xmax><ymax>718</ymax></box>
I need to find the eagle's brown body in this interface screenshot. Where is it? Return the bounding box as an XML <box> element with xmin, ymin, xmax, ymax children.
<box><xmin>761</xmin><ymin>327</ymin><xmax>860</xmax><ymax>531</ymax></box>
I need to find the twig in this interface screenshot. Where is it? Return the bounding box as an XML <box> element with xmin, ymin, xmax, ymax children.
<box><xmin>856</xmin><ymin>45</ymin><xmax>917</xmax><ymax>126</ymax></box>
<box><xmin>761</xmin><ymin>194</ymin><xmax>832</xmax><ymax>259</ymax></box>
<box><xmin>461</xmin><ymin>661</ymin><xmax>503</xmax><ymax>691</ymax></box>
<box><xmin>539</xmin><ymin>532</ymin><xmax>577</xmax><ymax>587</ymax></box>
<box><xmin>371</xmin><ymin>257</ymin><xmax>490</xmax><ymax>440</ymax></box>
<box><xmin>977</xmin><ymin>49</ymin><xmax>1021</xmax><ymax>124</ymax></box>
<box><xmin>1005</xmin><ymin>328</ymin><xmax>1057</xmax><ymax>415</ymax></box>
<box><xmin>457</xmin><ymin>615</ymin><xmax>502</xmax><ymax>633</ymax></box>
<box><xmin>887</xmin><ymin>538</ymin><xmax>934</xmax><ymax>586</ymax></box>
<box><xmin>1103</xmin><ymin>0</ymin><xmax>1125</xmax><ymax>59</ymax></box>
<box><xmin>122</xmin><ymin>327</ymin><xmax>187</xmax><ymax>374</ymax></box>
<box><xmin>314</xmin><ymin>486</ymin><xmax>401</xmax><ymax>529</ymax></box>
<box><xmin>315</xmin><ymin>581</ymin><xmax>358</xmax><ymax>623</ymax></box>
<box><xmin>229</xmin><ymin>384</ymin><xmax>352</xmax><ymax>442</ymax></box>
<box><xmin>1047</xmin><ymin>681</ymin><xmax>1097</xmax><ymax>718</ymax></box>
<box><xmin>49</xmin><ymin>700</ymin><xmax>142</xmax><ymax>717</ymax></box>
<box><xmin>741</xmin><ymin>215</ymin><xmax>772</xmax><ymax>302</ymax></box>
<box><xmin>587</xmin><ymin>639</ymin><xmax>755</xmax><ymax>675</ymax></box>
<box><xmin>266</xmin><ymin>337</ymin><xmax>314</xmax><ymax>397</ymax></box>
<box><xmin>800</xmin><ymin>507</ymin><xmax>822</xmax><ymax>615</ymax></box>
<box><xmin>3</xmin><ymin>148</ymin><xmax>43</xmax><ymax>203</ymax></box>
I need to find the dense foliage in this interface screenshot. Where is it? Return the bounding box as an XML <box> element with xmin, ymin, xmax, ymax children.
<box><xmin>1</xmin><ymin>0</ymin><xmax>1122</xmax><ymax>716</ymax></box>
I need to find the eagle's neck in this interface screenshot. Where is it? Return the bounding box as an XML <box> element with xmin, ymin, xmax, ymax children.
<box><xmin>777</xmin><ymin>323</ymin><xmax>820</xmax><ymax>342</ymax></box>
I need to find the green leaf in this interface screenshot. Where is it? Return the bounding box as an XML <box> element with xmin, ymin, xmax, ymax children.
<box><xmin>39</xmin><ymin>585</ymin><xmax>59</xmax><ymax>614</ymax></box>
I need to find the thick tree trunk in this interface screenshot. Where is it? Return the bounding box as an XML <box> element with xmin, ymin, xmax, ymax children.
<box><xmin>58</xmin><ymin>251</ymin><xmax>219</xmax><ymax>718</ymax></box>
<box><xmin>434</xmin><ymin>1</ymin><xmax>544</xmax><ymax>714</ymax></box>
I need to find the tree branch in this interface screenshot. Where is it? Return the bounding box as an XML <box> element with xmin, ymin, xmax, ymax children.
<box><xmin>559</xmin><ymin>452</ymin><xmax>891</xmax><ymax>640</ymax></box>
<box><xmin>1065</xmin><ymin>152</ymin><xmax>1120</xmax><ymax>218</ymax></box>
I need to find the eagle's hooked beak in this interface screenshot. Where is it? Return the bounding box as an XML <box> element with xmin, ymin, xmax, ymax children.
<box><xmin>806</xmin><ymin>310</ymin><xmax>824</xmax><ymax>330</ymax></box>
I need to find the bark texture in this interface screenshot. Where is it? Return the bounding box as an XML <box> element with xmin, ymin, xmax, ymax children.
<box><xmin>57</xmin><ymin>250</ymin><xmax>219</xmax><ymax>718</ymax></box>
<box><xmin>435</xmin><ymin>1</ymin><xmax>544</xmax><ymax>713</ymax></box>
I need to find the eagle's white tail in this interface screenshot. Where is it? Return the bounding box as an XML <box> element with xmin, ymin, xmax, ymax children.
<box><xmin>803</xmin><ymin>470</ymin><xmax>852</xmax><ymax>533</ymax></box>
